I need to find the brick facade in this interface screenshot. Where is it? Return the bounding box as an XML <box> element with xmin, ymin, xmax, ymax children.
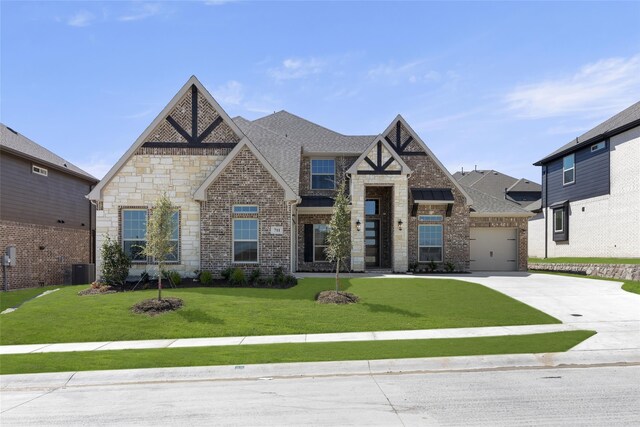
<box><xmin>296</xmin><ymin>213</ymin><xmax>338</xmax><ymax>272</ymax></box>
<box><xmin>470</xmin><ymin>216</ymin><xmax>529</xmax><ymax>271</ymax></box>
<box><xmin>298</xmin><ymin>156</ymin><xmax>357</xmax><ymax>197</ymax></box>
<box><xmin>201</xmin><ymin>146</ymin><xmax>292</xmax><ymax>276</ymax></box>
<box><xmin>0</xmin><ymin>220</ymin><xmax>91</xmax><ymax>289</ymax></box>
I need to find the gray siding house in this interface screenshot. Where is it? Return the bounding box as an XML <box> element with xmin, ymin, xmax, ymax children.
<box><xmin>89</xmin><ymin>76</ymin><xmax>533</xmax><ymax>277</ymax></box>
<box><xmin>529</xmin><ymin>101</ymin><xmax>640</xmax><ymax>258</ymax></box>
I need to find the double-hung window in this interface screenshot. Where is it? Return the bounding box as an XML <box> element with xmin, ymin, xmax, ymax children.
<box><xmin>553</xmin><ymin>209</ymin><xmax>564</xmax><ymax>233</ymax></box>
<box><xmin>122</xmin><ymin>209</ymin><xmax>179</xmax><ymax>262</ymax></box>
<box><xmin>418</xmin><ymin>224</ymin><xmax>443</xmax><ymax>262</ymax></box>
<box><xmin>233</xmin><ymin>219</ymin><xmax>258</xmax><ymax>263</ymax></box>
<box><xmin>313</xmin><ymin>224</ymin><xmax>330</xmax><ymax>262</ymax></box>
<box><xmin>563</xmin><ymin>154</ymin><xmax>575</xmax><ymax>185</ymax></box>
<box><xmin>311</xmin><ymin>159</ymin><xmax>335</xmax><ymax>189</ymax></box>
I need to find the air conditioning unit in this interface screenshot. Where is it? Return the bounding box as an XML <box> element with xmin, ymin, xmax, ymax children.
<box><xmin>72</xmin><ymin>264</ymin><xmax>95</xmax><ymax>285</ymax></box>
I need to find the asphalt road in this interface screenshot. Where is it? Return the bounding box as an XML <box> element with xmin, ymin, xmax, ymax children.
<box><xmin>2</xmin><ymin>365</ymin><xmax>639</xmax><ymax>426</ymax></box>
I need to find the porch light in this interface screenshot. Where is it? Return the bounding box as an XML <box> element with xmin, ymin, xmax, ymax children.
<box><xmin>397</xmin><ymin>219</ymin><xmax>403</xmax><ymax>231</ymax></box>
<box><xmin>356</xmin><ymin>219</ymin><xmax>361</xmax><ymax>232</ymax></box>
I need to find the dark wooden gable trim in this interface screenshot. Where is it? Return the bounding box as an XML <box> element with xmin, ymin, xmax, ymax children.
<box><xmin>143</xmin><ymin>84</ymin><xmax>236</xmax><ymax>149</ymax></box>
<box><xmin>358</xmin><ymin>140</ymin><xmax>402</xmax><ymax>175</ymax></box>
<box><xmin>385</xmin><ymin>121</ymin><xmax>426</xmax><ymax>156</ymax></box>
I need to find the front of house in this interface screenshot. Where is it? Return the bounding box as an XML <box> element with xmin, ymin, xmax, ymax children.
<box><xmin>89</xmin><ymin>76</ymin><xmax>531</xmax><ymax>278</ymax></box>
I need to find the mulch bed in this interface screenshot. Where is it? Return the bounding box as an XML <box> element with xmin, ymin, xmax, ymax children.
<box><xmin>316</xmin><ymin>290</ymin><xmax>359</xmax><ymax>305</ymax></box>
<box><xmin>77</xmin><ymin>285</ymin><xmax>117</xmax><ymax>296</ymax></box>
<box><xmin>131</xmin><ymin>297</ymin><xmax>184</xmax><ymax>316</ymax></box>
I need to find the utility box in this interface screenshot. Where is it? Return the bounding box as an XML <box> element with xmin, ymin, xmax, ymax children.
<box><xmin>72</xmin><ymin>263</ymin><xmax>95</xmax><ymax>285</ymax></box>
<box><xmin>4</xmin><ymin>246</ymin><xmax>16</xmax><ymax>266</ymax></box>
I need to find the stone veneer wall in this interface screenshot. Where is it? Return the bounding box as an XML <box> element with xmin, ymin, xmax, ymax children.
<box><xmin>201</xmin><ymin>146</ymin><xmax>292</xmax><ymax>275</ymax></box>
<box><xmin>96</xmin><ymin>154</ymin><xmax>226</xmax><ymax>278</ymax></box>
<box><xmin>0</xmin><ymin>220</ymin><xmax>91</xmax><ymax>289</ymax></box>
<box><xmin>297</xmin><ymin>214</ymin><xmax>336</xmax><ymax>272</ymax></box>
<box><xmin>470</xmin><ymin>216</ymin><xmax>529</xmax><ymax>271</ymax></box>
<box><xmin>529</xmin><ymin>263</ymin><xmax>640</xmax><ymax>281</ymax></box>
<box><xmin>402</xmin><ymin>152</ymin><xmax>470</xmax><ymax>271</ymax></box>
<box><xmin>299</xmin><ymin>156</ymin><xmax>358</xmax><ymax>197</ymax></box>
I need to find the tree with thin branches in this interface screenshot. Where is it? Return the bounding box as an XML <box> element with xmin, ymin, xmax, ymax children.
<box><xmin>140</xmin><ymin>194</ymin><xmax>175</xmax><ymax>301</ymax></box>
<box><xmin>326</xmin><ymin>179</ymin><xmax>351</xmax><ymax>293</ymax></box>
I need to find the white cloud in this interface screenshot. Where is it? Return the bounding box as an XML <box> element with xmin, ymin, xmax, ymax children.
<box><xmin>505</xmin><ymin>54</ymin><xmax>640</xmax><ymax>119</ymax></box>
<box><xmin>118</xmin><ymin>3</ymin><xmax>163</xmax><ymax>22</ymax></box>
<box><xmin>214</xmin><ymin>80</ymin><xmax>244</xmax><ymax>105</ymax></box>
<box><xmin>268</xmin><ymin>57</ymin><xmax>326</xmax><ymax>80</ymax></box>
<box><xmin>367</xmin><ymin>60</ymin><xmax>441</xmax><ymax>84</ymax></box>
<box><xmin>67</xmin><ymin>10</ymin><xmax>95</xmax><ymax>27</ymax></box>
<box><xmin>75</xmin><ymin>154</ymin><xmax>118</xmax><ymax>180</ymax></box>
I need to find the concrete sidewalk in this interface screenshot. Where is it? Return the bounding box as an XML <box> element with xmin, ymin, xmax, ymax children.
<box><xmin>0</xmin><ymin>323</ymin><xmax>578</xmax><ymax>356</ymax></box>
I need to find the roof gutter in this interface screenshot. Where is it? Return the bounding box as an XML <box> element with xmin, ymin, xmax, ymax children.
<box><xmin>533</xmin><ymin>117</ymin><xmax>640</xmax><ymax>166</ymax></box>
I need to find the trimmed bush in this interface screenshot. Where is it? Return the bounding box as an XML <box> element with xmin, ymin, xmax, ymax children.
<box><xmin>199</xmin><ymin>271</ymin><xmax>213</xmax><ymax>286</ymax></box>
<box><xmin>229</xmin><ymin>268</ymin><xmax>246</xmax><ymax>286</ymax></box>
<box><xmin>250</xmin><ymin>269</ymin><xmax>261</xmax><ymax>284</ymax></box>
<box><xmin>167</xmin><ymin>270</ymin><xmax>182</xmax><ymax>287</ymax></box>
<box><xmin>100</xmin><ymin>235</ymin><xmax>131</xmax><ymax>289</ymax></box>
<box><xmin>221</xmin><ymin>267</ymin><xmax>233</xmax><ymax>281</ymax></box>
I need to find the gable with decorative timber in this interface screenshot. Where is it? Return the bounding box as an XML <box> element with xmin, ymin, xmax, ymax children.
<box><xmin>143</xmin><ymin>85</ymin><xmax>241</xmax><ymax>149</ymax></box>
<box><xmin>385</xmin><ymin>120</ymin><xmax>427</xmax><ymax>156</ymax></box>
<box><xmin>357</xmin><ymin>140</ymin><xmax>403</xmax><ymax>175</ymax></box>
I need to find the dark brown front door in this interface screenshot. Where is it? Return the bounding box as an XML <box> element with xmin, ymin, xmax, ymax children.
<box><xmin>365</xmin><ymin>220</ymin><xmax>380</xmax><ymax>268</ymax></box>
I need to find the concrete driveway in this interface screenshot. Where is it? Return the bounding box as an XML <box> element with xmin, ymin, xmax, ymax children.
<box><xmin>433</xmin><ymin>272</ymin><xmax>640</xmax><ymax>352</ymax></box>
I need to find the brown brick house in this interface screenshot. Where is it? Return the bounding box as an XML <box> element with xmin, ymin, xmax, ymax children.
<box><xmin>0</xmin><ymin>124</ymin><xmax>98</xmax><ymax>289</ymax></box>
<box><xmin>88</xmin><ymin>76</ymin><xmax>531</xmax><ymax>278</ymax></box>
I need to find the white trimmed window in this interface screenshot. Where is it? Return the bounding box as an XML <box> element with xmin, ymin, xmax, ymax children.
<box><xmin>418</xmin><ymin>224</ymin><xmax>443</xmax><ymax>262</ymax></box>
<box><xmin>591</xmin><ymin>142</ymin><xmax>605</xmax><ymax>152</ymax></box>
<box><xmin>311</xmin><ymin>159</ymin><xmax>335</xmax><ymax>189</ymax></box>
<box><xmin>233</xmin><ymin>219</ymin><xmax>258</xmax><ymax>263</ymax></box>
<box><xmin>32</xmin><ymin>165</ymin><xmax>48</xmax><ymax>176</ymax></box>
<box><xmin>233</xmin><ymin>205</ymin><xmax>258</xmax><ymax>214</ymax></box>
<box><xmin>313</xmin><ymin>224</ymin><xmax>330</xmax><ymax>262</ymax></box>
<box><xmin>563</xmin><ymin>154</ymin><xmax>575</xmax><ymax>185</ymax></box>
<box><xmin>122</xmin><ymin>209</ymin><xmax>179</xmax><ymax>263</ymax></box>
<box><xmin>553</xmin><ymin>209</ymin><xmax>564</xmax><ymax>233</ymax></box>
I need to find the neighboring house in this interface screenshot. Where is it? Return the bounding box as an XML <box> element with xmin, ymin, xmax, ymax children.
<box><xmin>453</xmin><ymin>169</ymin><xmax>541</xmax><ymax>211</ymax></box>
<box><xmin>0</xmin><ymin>124</ymin><xmax>98</xmax><ymax>289</ymax></box>
<box><xmin>529</xmin><ymin>101</ymin><xmax>640</xmax><ymax>258</ymax></box>
<box><xmin>88</xmin><ymin>76</ymin><xmax>532</xmax><ymax>277</ymax></box>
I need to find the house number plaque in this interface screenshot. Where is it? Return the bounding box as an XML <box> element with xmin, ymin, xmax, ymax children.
<box><xmin>270</xmin><ymin>226</ymin><xmax>283</xmax><ymax>235</ymax></box>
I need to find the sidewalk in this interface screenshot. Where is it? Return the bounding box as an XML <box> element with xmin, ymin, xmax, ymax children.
<box><xmin>0</xmin><ymin>323</ymin><xmax>578</xmax><ymax>356</ymax></box>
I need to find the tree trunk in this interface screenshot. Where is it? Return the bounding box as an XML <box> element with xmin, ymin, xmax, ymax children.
<box><xmin>335</xmin><ymin>259</ymin><xmax>340</xmax><ymax>293</ymax></box>
<box><xmin>158</xmin><ymin>268</ymin><xmax>162</xmax><ymax>301</ymax></box>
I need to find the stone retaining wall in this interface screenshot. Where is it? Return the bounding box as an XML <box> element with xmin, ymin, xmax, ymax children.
<box><xmin>529</xmin><ymin>263</ymin><xmax>640</xmax><ymax>281</ymax></box>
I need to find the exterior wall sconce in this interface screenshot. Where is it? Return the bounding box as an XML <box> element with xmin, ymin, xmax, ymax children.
<box><xmin>398</xmin><ymin>219</ymin><xmax>403</xmax><ymax>231</ymax></box>
<box><xmin>356</xmin><ymin>219</ymin><xmax>361</xmax><ymax>232</ymax></box>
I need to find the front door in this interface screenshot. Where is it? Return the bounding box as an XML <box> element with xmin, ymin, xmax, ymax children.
<box><xmin>365</xmin><ymin>220</ymin><xmax>380</xmax><ymax>268</ymax></box>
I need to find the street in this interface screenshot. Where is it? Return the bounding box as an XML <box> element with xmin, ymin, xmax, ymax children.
<box><xmin>2</xmin><ymin>365</ymin><xmax>639</xmax><ymax>426</ymax></box>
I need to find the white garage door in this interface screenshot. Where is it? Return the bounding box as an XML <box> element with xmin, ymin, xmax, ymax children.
<box><xmin>470</xmin><ymin>228</ymin><xmax>517</xmax><ymax>271</ymax></box>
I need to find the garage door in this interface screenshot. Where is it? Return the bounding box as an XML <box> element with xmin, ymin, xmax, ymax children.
<box><xmin>470</xmin><ymin>228</ymin><xmax>517</xmax><ymax>271</ymax></box>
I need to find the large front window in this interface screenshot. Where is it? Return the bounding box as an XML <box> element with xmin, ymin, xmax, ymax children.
<box><xmin>313</xmin><ymin>224</ymin><xmax>330</xmax><ymax>262</ymax></box>
<box><xmin>553</xmin><ymin>209</ymin><xmax>564</xmax><ymax>233</ymax></box>
<box><xmin>563</xmin><ymin>154</ymin><xmax>575</xmax><ymax>185</ymax></box>
<box><xmin>233</xmin><ymin>219</ymin><xmax>258</xmax><ymax>263</ymax></box>
<box><xmin>311</xmin><ymin>159</ymin><xmax>335</xmax><ymax>189</ymax></box>
<box><xmin>121</xmin><ymin>209</ymin><xmax>179</xmax><ymax>263</ymax></box>
<box><xmin>418</xmin><ymin>224</ymin><xmax>443</xmax><ymax>262</ymax></box>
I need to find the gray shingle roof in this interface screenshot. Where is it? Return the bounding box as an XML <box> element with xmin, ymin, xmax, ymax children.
<box><xmin>507</xmin><ymin>178</ymin><xmax>541</xmax><ymax>193</ymax></box>
<box><xmin>535</xmin><ymin>100</ymin><xmax>640</xmax><ymax>165</ymax></box>
<box><xmin>452</xmin><ymin>170</ymin><xmax>487</xmax><ymax>186</ymax></box>
<box><xmin>233</xmin><ymin>117</ymin><xmax>301</xmax><ymax>195</ymax></box>
<box><xmin>462</xmin><ymin>185</ymin><xmax>531</xmax><ymax>215</ymax></box>
<box><xmin>254</xmin><ymin>111</ymin><xmax>375</xmax><ymax>154</ymax></box>
<box><xmin>0</xmin><ymin>123</ymin><xmax>97</xmax><ymax>181</ymax></box>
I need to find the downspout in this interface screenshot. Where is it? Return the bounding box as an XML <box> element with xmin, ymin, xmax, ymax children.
<box><xmin>290</xmin><ymin>198</ymin><xmax>301</xmax><ymax>273</ymax></box>
<box><xmin>544</xmin><ymin>164</ymin><xmax>548</xmax><ymax>259</ymax></box>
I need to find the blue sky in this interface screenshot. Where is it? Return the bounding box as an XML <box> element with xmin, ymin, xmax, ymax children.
<box><xmin>2</xmin><ymin>1</ymin><xmax>639</xmax><ymax>181</ymax></box>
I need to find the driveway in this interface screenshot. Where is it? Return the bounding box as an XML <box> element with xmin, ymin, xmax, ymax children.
<box><xmin>435</xmin><ymin>272</ymin><xmax>640</xmax><ymax>352</ymax></box>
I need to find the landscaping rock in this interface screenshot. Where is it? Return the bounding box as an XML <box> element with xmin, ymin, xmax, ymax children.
<box><xmin>132</xmin><ymin>297</ymin><xmax>184</xmax><ymax>316</ymax></box>
<box><xmin>316</xmin><ymin>291</ymin><xmax>359</xmax><ymax>305</ymax></box>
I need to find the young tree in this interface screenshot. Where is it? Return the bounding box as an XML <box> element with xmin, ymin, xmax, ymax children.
<box><xmin>140</xmin><ymin>194</ymin><xmax>176</xmax><ymax>300</ymax></box>
<box><xmin>326</xmin><ymin>179</ymin><xmax>351</xmax><ymax>292</ymax></box>
<box><xmin>100</xmin><ymin>234</ymin><xmax>131</xmax><ymax>290</ymax></box>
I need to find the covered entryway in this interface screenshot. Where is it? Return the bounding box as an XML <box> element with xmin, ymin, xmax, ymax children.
<box><xmin>470</xmin><ymin>227</ymin><xmax>517</xmax><ymax>271</ymax></box>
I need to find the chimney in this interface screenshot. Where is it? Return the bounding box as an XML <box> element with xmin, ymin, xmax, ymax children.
<box><xmin>474</xmin><ymin>165</ymin><xmax>477</xmax><ymax>171</ymax></box>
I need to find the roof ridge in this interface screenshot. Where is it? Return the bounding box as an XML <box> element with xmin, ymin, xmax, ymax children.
<box><xmin>462</xmin><ymin>184</ymin><xmax>529</xmax><ymax>213</ymax></box>
<box><xmin>260</xmin><ymin>110</ymin><xmax>375</xmax><ymax>138</ymax></box>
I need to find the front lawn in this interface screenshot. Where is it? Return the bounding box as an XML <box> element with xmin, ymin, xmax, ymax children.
<box><xmin>529</xmin><ymin>257</ymin><xmax>640</xmax><ymax>264</ymax></box>
<box><xmin>0</xmin><ymin>278</ymin><xmax>560</xmax><ymax>345</ymax></box>
<box><xmin>0</xmin><ymin>286</ymin><xmax>59</xmax><ymax>312</ymax></box>
<box><xmin>0</xmin><ymin>331</ymin><xmax>594</xmax><ymax>375</ymax></box>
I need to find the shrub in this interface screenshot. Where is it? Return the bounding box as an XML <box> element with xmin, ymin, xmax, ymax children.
<box><xmin>229</xmin><ymin>268</ymin><xmax>246</xmax><ymax>286</ymax></box>
<box><xmin>445</xmin><ymin>261</ymin><xmax>456</xmax><ymax>273</ymax></box>
<box><xmin>167</xmin><ymin>270</ymin><xmax>182</xmax><ymax>287</ymax></box>
<box><xmin>284</xmin><ymin>274</ymin><xmax>298</xmax><ymax>287</ymax></box>
<box><xmin>409</xmin><ymin>262</ymin><xmax>419</xmax><ymax>273</ymax></box>
<box><xmin>273</xmin><ymin>266</ymin><xmax>285</xmax><ymax>285</ymax></box>
<box><xmin>221</xmin><ymin>267</ymin><xmax>233</xmax><ymax>281</ymax></box>
<box><xmin>250</xmin><ymin>269</ymin><xmax>261</xmax><ymax>284</ymax></box>
<box><xmin>100</xmin><ymin>235</ymin><xmax>131</xmax><ymax>289</ymax></box>
<box><xmin>427</xmin><ymin>261</ymin><xmax>438</xmax><ymax>273</ymax></box>
<box><xmin>200</xmin><ymin>271</ymin><xmax>213</xmax><ymax>286</ymax></box>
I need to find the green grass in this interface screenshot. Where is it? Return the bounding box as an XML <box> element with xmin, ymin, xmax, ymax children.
<box><xmin>0</xmin><ymin>331</ymin><xmax>595</xmax><ymax>375</ymax></box>
<box><xmin>0</xmin><ymin>286</ymin><xmax>59</xmax><ymax>311</ymax></box>
<box><xmin>0</xmin><ymin>278</ymin><xmax>560</xmax><ymax>345</ymax></box>
<box><xmin>529</xmin><ymin>257</ymin><xmax>640</xmax><ymax>264</ymax></box>
<box><xmin>529</xmin><ymin>270</ymin><xmax>640</xmax><ymax>296</ymax></box>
